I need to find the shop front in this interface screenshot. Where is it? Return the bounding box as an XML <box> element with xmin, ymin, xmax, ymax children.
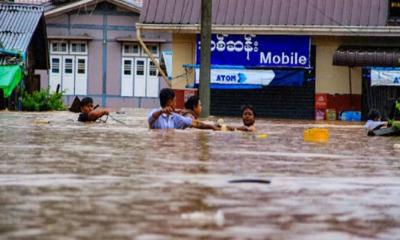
<box><xmin>190</xmin><ymin>34</ymin><xmax>315</xmax><ymax>119</ymax></box>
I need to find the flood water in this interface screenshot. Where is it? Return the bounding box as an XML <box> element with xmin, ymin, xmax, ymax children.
<box><xmin>0</xmin><ymin>110</ymin><xmax>399</xmax><ymax>240</ymax></box>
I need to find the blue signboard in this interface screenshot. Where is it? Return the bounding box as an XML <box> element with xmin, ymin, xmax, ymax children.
<box><xmin>196</xmin><ymin>34</ymin><xmax>310</xmax><ymax>68</ymax></box>
<box><xmin>194</xmin><ymin>67</ymin><xmax>304</xmax><ymax>89</ymax></box>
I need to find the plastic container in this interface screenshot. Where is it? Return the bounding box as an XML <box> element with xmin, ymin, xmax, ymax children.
<box><xmin>326</xmin><ymin>109</ymin><xmax>336</xmax><ymax>121</ymax></box>
<box><xmin>340</xmin><ymin>111</ymin><xmax>361</xmax><ymax>121</ymax></box>
<box><xmin>315</xmin><ymin>109</ymin><xmax>325</xmax><ymax>121</ymax></box>
<box><xmin>304</xmin><ymin>128</ymin><xmax>329</xmax><ymax>143</ymax></box>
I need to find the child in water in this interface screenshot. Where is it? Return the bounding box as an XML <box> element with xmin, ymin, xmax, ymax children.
<box><xmin>364</xmin><ymin>109</ymin><xmax>386</xmax><ymax>132</ymax></box>
<box><xmin>78</xmin><ymin>97</ymin><xmax>109</xmax><ymax>122</ymax></box>
<box><xmin>219</xmin><ymin>105</ymin><xmax>257</xmax><ymax>132</ymax></box>
<box><xmin>182</xmin><ymin>95</ymin><xmax>219</xmax><ymax>130</ymax></box>
<box><xmin>148</xmin><ymin>88</ymin><xmax>218</xmax><ymax>130</ymax></box>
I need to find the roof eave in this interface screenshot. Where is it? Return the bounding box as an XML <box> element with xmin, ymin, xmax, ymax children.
<box><xmin>136</xmin><ymin>23</ymin><xmax>400</xmax><ymax>37</ymax></box>
<box><xmin>45</xmin><ymin>0</ymin><xmax>141</xmax><ymax>18</ymax></box>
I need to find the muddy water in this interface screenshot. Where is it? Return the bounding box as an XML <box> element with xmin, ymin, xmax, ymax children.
<box><xmin>0</xmin><ymin>110</ymin><xmax>399</xmax><ymax>240</ymax></box>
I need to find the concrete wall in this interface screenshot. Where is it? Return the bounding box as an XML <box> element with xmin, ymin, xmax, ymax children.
<box><xmin>313</xmin><ymin>36</ymin><xmax>362</xmax><ymax>95</ymax></box>
<box><xmin>171</xmin><ymin>33</ymin><xmax>196</xmax><ymax>89</ymax></box>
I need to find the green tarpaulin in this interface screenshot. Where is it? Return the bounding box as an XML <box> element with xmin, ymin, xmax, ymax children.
<box><xmin>0</xmin><ymin>64</ymin><xmax>23</xmax><ymax>98</ymax></box>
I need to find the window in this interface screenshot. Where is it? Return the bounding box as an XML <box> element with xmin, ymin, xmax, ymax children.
<box><xmin>122</xmin><ymin>43</ymin><xmax>140</xmax><ymax>56</ymax></box>
<box><xmin>149</xmin><ymin>61</ymin><xmax>157</xmax><ymax>76</ymax></box>
<box><xmin>51</xmin><ymin>58</ymin><xmax>60</xmax><ymax>73</ymax></box>
<box><xmin>142</xmin><ymin>44</ymin><xmax>159</xmax><ymax>57</ymax></box>
<box><xmin>124</xmin><ymin>59</ymin><xmax>132</xmax><ymax>75</ymax></box>
<box><xmin>48</xmin><ymin>40</ymin><xmax>89</xmax><ymax>95</ymax></box>
<box><xmin>50</xmin><ymin>41</ymin><xmax>68</xmax><ymax>54</ymax></box>
<box><xmin>64</xmin><ymin>58</ymin><xmax>73</xmax><ymax>74</ymax></box>
<box><xmin>70</xmin><ymin>42</ymin><xmax>87</xmax><ymax>54</ymax></box>
<box><xmin>136</xmin><ymin>60</ymin><xmax>145</xmax><ymax>76</ymax></box>
<box><xmin>77</xmin><ymin>58</ymin><xmax>86</xmax><ymax>74</ymax></box>
<box><xmin>121</xmin><ymin>42</ymin><xmax>160</xmax><ymax>98</ymax></box>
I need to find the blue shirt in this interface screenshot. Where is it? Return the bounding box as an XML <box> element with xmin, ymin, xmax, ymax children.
<box><xmin>148</xmin><ymin>109</ymin><xmax>192</xmax><ymax>129</ymax></box>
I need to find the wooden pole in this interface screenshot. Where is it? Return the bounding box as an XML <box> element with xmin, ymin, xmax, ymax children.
<box><xmin>199</xmin><ymin>0</ymin><xmax>212</xmax><ymax>118</ymax></box>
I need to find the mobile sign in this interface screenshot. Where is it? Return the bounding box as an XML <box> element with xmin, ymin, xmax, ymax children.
<box><xmin>196</xmin><ymin>34</ymin><xmax>310</xmax><ymax>68</ymax></box>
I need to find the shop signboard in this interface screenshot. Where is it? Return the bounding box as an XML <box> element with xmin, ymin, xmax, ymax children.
<box><xmin>195</xmin><ymin>67</ymin><xmax>304</xmax><ymax>89</ymax></box>
<box><xmin>196</xmin><ymin>34</ymin><xmax>310</xmax><ymax>68</ymax></box>
<box><xmin>371</xmin><ymin>68</ymin><xmax>400</xmax><ymax>86</ymax></box>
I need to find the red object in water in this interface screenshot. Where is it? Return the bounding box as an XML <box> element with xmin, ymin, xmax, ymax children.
<box><xmin>173</xmin><ymin>88</ymin><xmax>198</xmax><ymax>109</ymax></box>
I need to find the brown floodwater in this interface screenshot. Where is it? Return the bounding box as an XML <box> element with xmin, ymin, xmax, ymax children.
<box><xmin>0</xmin><ymin>110</ymin><xmax>399</xmax><ymax>240</ymax></box>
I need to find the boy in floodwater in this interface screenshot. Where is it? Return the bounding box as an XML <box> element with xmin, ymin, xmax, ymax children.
<box><xmin>219</xmin><ymin>105</ymin><xmax>257</xmax><ymax>132</ymax></box>
<box><xmin>78</xmin><ymin>97</ymin><xmax>109</xmax><ymax>122</ymax></box>
<box><xmin>148</xmin><ymin>88</ymin><xmax>216</xmax><ymax>130</ymax></box>
<box><xmin>182</xmin><ymin>95</ymin><xmax>219</xmax><ymax>130</ymax></box>
<box><xmin>364</xmin><ymin>109</ymin><xmax>386</xmax><ymax>132</ymax></box>
<box><xmin>236</xmin><ymin>105</ymin><xmax>257</xmax><ymax>132</ymax></box>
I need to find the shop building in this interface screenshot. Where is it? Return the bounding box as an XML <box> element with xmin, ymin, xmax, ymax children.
<box><xmin>138</xmin><ymin>0</ymin><xmax>400</xmax><ymax>119</ymax></box>
<box><xmin>34</xmin><ymin>0</ymin><xmax>170</xmax><ymax>108</ymax></box>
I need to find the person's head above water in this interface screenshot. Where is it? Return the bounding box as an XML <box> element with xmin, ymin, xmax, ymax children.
<box><xmin>159</xmin><ymin>88</ymin><xmax>176</xmax><ymax>109</ymax></box>
<box><xmin>80</xmin><ymin>97</ymin><xmax>94</xmax><ymax>114</ymax></box>
<box><xmin>241</xmin><ymin>105</ymin><xmax>256</xmax><ymax>127</ymax></box>
<box><xmin>367</xmin><ymin>109</ymin><xmax>381</xmax><ymax>121</ymax></box>
<box><xmin>184</xmin><ymin>95</ymin><xmax>202</xmax><ymax>117</ymax></box>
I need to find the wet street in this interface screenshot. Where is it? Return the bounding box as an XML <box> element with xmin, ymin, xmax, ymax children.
<box><xmin>0</xmin><ymin>110</ymin><xmax>399</xmax><ymax>240</ymax></box>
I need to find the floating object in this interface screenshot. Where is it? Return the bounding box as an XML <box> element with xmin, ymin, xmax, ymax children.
<box><xmin>304</xmin><ymin>128</ymin><xmax>329</xmax><ymax>142</ymax></box>
<box><xmin>69</xmin><ymin>96</ymin><xmax>81</xmax><ymax>113</ymax></box>
<box><xmin>181</xmin><ymin>210</ymin><xmax>224</xmax><ymax>227</ymax></box>
<box><xmin>394</xmin><ymin>143</ymin><xmax>400</xmax><ymax>149</ymax></box>
<box><xmin>229</xmin><ymin>179</ymin><xmax>271</xmax><ymax>184</ymax></box>
<box><xmin>370</xmin><ymin>127</ymin><xmax>400</xmax><ymax>137</ymax></box>
<box><xmin>33</xmin><ymin>119</ymin><xmax>50</xmax><ymax>124</ymax></box>
<box><xmin>340</xmin><ymin>111</ymin><xmax>361</xmax><ymax>121</ymax></box>
<box><xmin>256</xmin><ymin>133</ymin><xmax>268</xmax><ymax>139</ymax></box>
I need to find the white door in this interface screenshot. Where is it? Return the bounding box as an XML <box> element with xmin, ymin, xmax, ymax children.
<box><xmin>49</xmin><ymin>56</ymin><xmax>62</xmax><ymax>93</ymax></box>
<box><xmin>75</xmin><ymin>56</ymin><xmax>87</xmax><ymax>95</ymax></box>
<box><xmin>146</xmin><ymin>58</ymin><xmax>159</xmax><ymax>97</ymax></box>
<box><xmin>121</xmin><ymin>58</ymin><xmax>134</xmax><ymax>97</ymax></box>
<box><xmin>62</xmin><ymin>56</ymin><xmax>75</xmax><ymax>95</ymax></box>
<box><xmin>134</xmin><ymin>58</ymin><xmax>146</xmax><ymax>97</ymax></box>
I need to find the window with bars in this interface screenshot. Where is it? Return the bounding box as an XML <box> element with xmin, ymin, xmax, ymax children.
<box><xmin>51</xmin><ymin>58</ymin><xmax>60</xmax><ymax>73</ymax></box>
<box><xmin>149</xmin><ymin>61</ymin><xmax>157</xmax><ymax>76</ymax></box>
<box><xmin>136</xmin><ymin>60</ymin><xmax>145</xmax><ymax>76</ymax></box>
<box><xmin>49</xmin><ymin>40</ymin><xmax>89</xmax><ymax>95</ymax></box>
<box><xmin>77</xmin><ymin>58</ymin><xmax>86</xmax><ymax>74</ymax></box>
<box><xmin>124</xmin><ymin>59</ymin><xmax>132</xmax><ymax>75</ymax></box>
<box><xmin>64</xmin><ymin>58</ymin><xmax>73</xmax><ymax>74</ymax></box>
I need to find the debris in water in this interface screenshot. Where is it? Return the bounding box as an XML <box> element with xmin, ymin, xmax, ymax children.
<box><xmin>181</xmin><ymin>210</ymin><xmax>224</xmax><ymax>227</ymax></box>
<box><xmin>229</xmin><ymin>179</ymin><xmax>271</xmax><ymax>184</ymax></box>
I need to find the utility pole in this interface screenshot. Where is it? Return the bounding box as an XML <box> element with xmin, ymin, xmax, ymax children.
<box><xmin>199</xmin><ymin>0</ymin><xmax>212</xmax><ymax>118</ymax></box>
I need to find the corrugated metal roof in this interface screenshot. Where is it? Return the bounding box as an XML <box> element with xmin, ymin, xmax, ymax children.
<box><xmin>42</xmin><ymin>0</ymin><xmax>142</xmax><ymax>13</ymax></box>
<box><xmin>140</xmin><ymin>0</ymin><xmax>388</xmax><ymax>27</ymax></box>
<box><xmin>0</xmin><ymin>3</ymin><xmax>44</xmax><ymax>52</ymax></box>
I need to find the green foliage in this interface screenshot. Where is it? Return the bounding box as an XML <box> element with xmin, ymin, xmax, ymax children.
<box><xmin>396</xmin><ymin>101</ymin><xmax>400</xmax><ymax>112</ymax></box>
<box><xmin>393</xmin><ymin>121</ymin><xmax>400</xmax><ymax>130</ymax></box>
<box><xmin>22</xmin><ymin>88</ymin><xmax>66</xmax><ymax>111</ymax></box>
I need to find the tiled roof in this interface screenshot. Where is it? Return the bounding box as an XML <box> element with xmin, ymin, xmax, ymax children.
<box><xmin>0</xmin><ymin>3</ymin><xmax>45</xmax><ymax>52</ymax></box>
<box><xmin>140</xmin><ymin>0</ymin><xmax>388</xmax><ymax>27</ymax></box>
